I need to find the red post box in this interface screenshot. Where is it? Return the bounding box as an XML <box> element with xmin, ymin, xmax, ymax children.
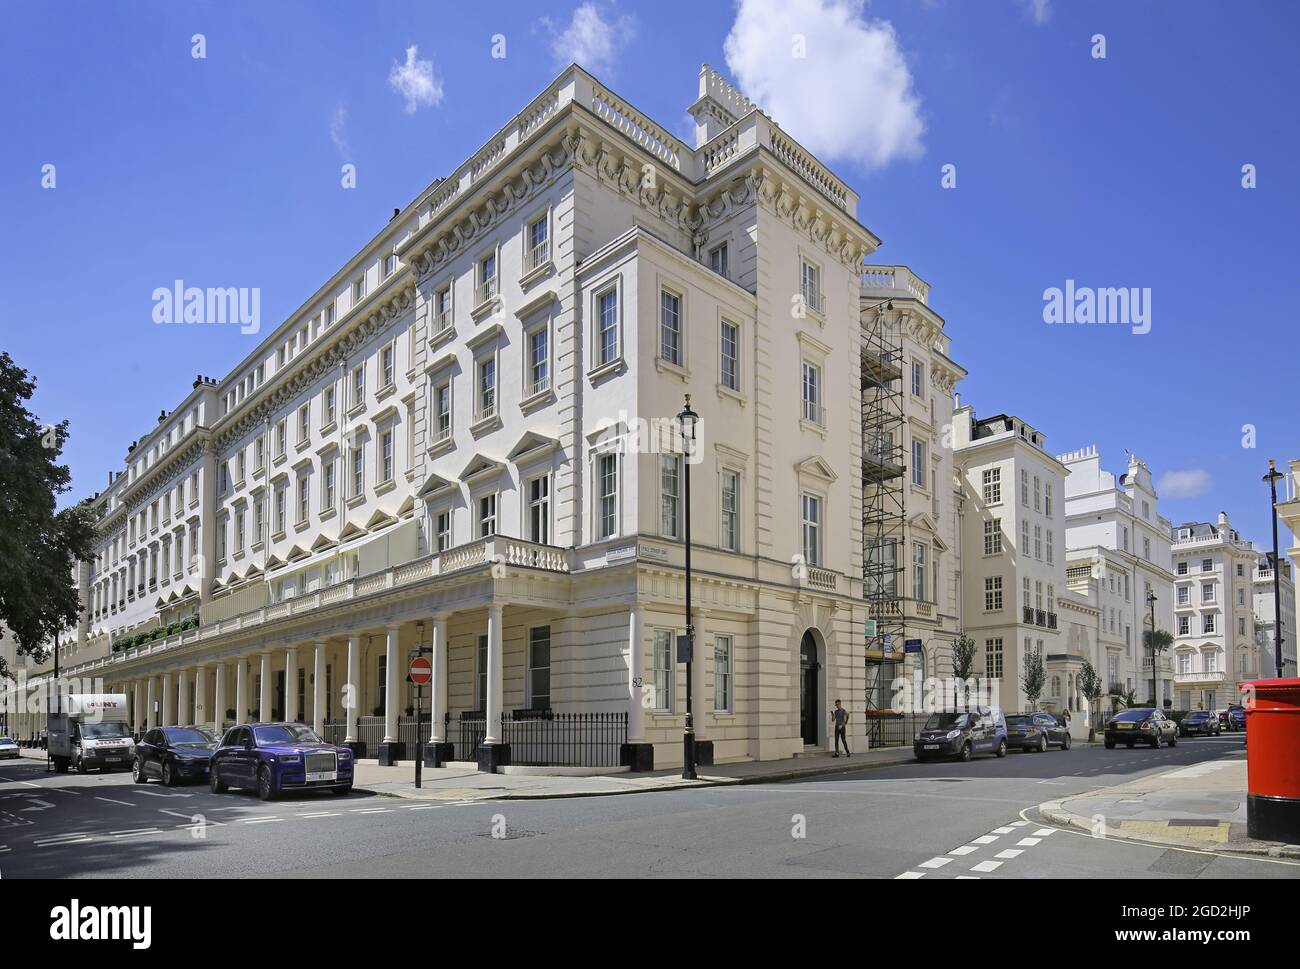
<box><xmin>1246</xmin><ymin>677</ymin><xmax>1300</xmax><ymax>843</ymax></box>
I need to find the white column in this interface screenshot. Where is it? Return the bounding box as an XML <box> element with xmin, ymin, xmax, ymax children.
<box><xmin>285</xmin><ymin>646</ymin><xmax>299</xmax><ymax>722</ymax></box>
<box><xmin>146</xmin><ymin>677</ymin><xmax>157</xmax><ymax>730</ymax></box>
<box><xmin>193</xmin><ymin>665</ymin><xmax>207</xmax><ymax>728</ymax></box>
<box><xmin>259</xmin><ymin>652</ymin><xmax>272</xmax><ymax>722</ymax></box>
<box><xmin>430</xmin><ymin>616</ymin><xmax>448</xmax><ymax>742</ymax></box>
<box><xmin>235</xmin><ymin>656</ymin><xmax>247</xmax><ymax>724</ymax></box>
<box><xmin>484</xmin><ymin>604</ymin><xmax>503</xmax><ymax>744</ymax></box>
<box><xmin>161</xmin><ymin>671</ymin><xmax>173</xmax><ymax>726</ymax></box>
<box><xmin>214</xmin><ymin>662</ymin><xmax>226</xmax><ymax>731</ymax></box>
<box><xmin>627</xmin><ymin>606</ymin><xmax>645</xmax><ymax>743</ymax></box>
<box><xmin>133</xmin><ymin>680</ymin><xmax>145</xmax><ymax>735</ymax></box>
<box><xmin>312</xmin><ymin>641</ymin><xmax>326</xmax><ymax>735</ymax></box>
<box><xmin>177</xmin><ymin>668</ymin><xmax>190</xmax><ymax>725</ymax></box>
<box><xmin>383</xmin><ymin>624</ymin><xmax>400</xmax><ymax>744</ymax></box>
<box><xmin>345</xmin><ymin>635</ymin><xmax>359</xmax><ymax>744</ymax></box>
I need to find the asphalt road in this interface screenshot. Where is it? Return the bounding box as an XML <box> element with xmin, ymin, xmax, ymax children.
<box><xmin>2</xmin><ymin>734</ymin><xmax>1295</xmax><ymax>879</ymax></box>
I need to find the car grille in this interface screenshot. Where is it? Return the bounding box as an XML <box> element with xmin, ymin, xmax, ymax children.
<box><xmin>305</xmin><ymin>752</ymin><xmax>337</xmax><ymax>774</ymax></box>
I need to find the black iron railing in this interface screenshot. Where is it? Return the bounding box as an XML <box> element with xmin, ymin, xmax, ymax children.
<box><xmin>866</xmin><ymin>712</ymin><xmax>927</xmax><ymax>748</ymax></box>
<box><xmin>454</xmin><ymin>713</ymin><xmax>486</xmax><ymax>761</ymax></box>
<box><xmin>501</xmin><ymin>710</ymin><xmax>627</xmax><ymax>767</ymax></box>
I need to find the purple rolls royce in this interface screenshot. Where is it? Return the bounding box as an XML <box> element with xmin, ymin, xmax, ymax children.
<box><xmin>209</xmin><ymin>723</ymin><xmax>354</xmax><ymax>800</ymax></box>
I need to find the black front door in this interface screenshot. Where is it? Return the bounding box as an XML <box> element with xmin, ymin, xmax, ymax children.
<box><xmin>800</xmin><ymin>631</ymin><xmax>819</xmax><ymax>746</ymax></box>
<box><xmin>274</xmin><ymin>671</ymin><xmax>285</xmax><ymax>721</ymax></box>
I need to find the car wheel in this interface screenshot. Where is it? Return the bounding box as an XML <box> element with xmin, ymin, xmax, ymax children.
<box><xmin>333</xmin><ymin>783</ymin><xmax>353</xmax><ymax>797</ymax></box>
<box><xmin>1104</xmin><ymin>740</ymin><xmax>1115</xmax><ymax>749</ymax></box>
<box><xmin>958</xmin><ymin>742</ymin><xmax>972</xmax><ymax>762</ymax></box>
<box><xmin>257</xmin><ymin>766</ymin><xmax>277</xmax><ymax>801</ymax></box>
<box><xmin>162</xmin><ymin>761</ymin><xmax>176</xmax><ymax>787</ymax></box>
<box><xmin>1037</xmin><ymin>735</ymin><xmax>1048</xmax><ymax>753</ymax></box>
<box><xmin>1062</xmin><ymin>735</ymin><xmax>1072</xmax><ymax>750</ymax></box>
<box><xmin>1168</xmin><ymin>734</ymin><xmax>1177</xmax><ymax>747</ymax></box>
<box><xmin>209</xmin><ymin>764</ymin><xmax>228</xmax><ymax>794</ymax></box>
<box><xmin>1126</xmin><ymin>742</ymin><xmax>1134</xmax><ymax>749</ymax></box>
<box><xmin>132</xmin><ymin>759</ymin><xmax>148</xmax><ymax>784</ymax></box>
<box><xmin>74</xmin><ymin>754</ymin><xmax>87</xmax><ymax>774</ymax></box>
<box><xmin>915</xmin><ymin>755</ymin><xmax>928</xmax><ymax>763</ymax></box>
<box><xmin>996</xmin><ymin>739</ymin><xmax>1007</xmax><ymax>759</ymax></box>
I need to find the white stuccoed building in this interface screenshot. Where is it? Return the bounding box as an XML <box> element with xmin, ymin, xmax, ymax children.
<box><xmin>1252</xmin><ymin>553</ymin><xmax>1297</xmax><ymax>679</ymax></box>
<box><xmin>21</xmin><ymin>64</ymin><xmax>899</xmax><ymax>771</ymax></box>
<box><xmin>1170</xmin><ymin>513</ymin><xmax>1259</xmax><ymax>711</ymax></box>
<box><xmin>1058</xmin><ymin>446</ymin><xmax>1175</xmax><ymax>708</ymax></box>
<box><xmin>954</xmin><ymin>406</ymin><xmax>1068</xmax><ymax>712</ymax></box>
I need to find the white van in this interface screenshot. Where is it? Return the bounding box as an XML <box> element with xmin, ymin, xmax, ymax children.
<box><xmin>48</xmin><ymin>694</ymin><xmax>135</xmax><ymax>774</ymax></box>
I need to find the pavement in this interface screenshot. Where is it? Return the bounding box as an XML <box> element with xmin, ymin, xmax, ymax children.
<box><xmin>347</xmin><ymin>744</ymin><xmax>944</xmax><ymax>800</ymax></box>
<box><xmin>1037</xmin><ymin>750</ymin><xmax>1300</xmax><ymax>859</ymax></box>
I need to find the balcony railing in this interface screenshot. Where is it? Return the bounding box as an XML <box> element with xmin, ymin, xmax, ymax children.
<box><xmin>1035</xmin><ymin>609</ymin><xmax>1047</xmax><ymax>627</ymax></box>
<box><xmin>802</xmin><ymin>286</ymin><xmax>824</xmax><ymax>315</ymax></box>
<box><xmin>1023</xmin><ymin>606</ymin><xmax>1035</xmax><ymax>624</ymax></box>
<box><xmin>1047</xmin><ymin>612</ymin><xmax>1058</xmax><ymax>630</ymax></box>
<box><xmin>475</xmin><ymin>277</ymin><xmax>499</xmax><ymax>306</ymax></box>
<box><xmin>527</xmin><ymin>374</ymin><xmax>551</xmax><ymax>398</ymax></box>
<box><xmin>431</xmin><ymin>308</ymin><xmax>452</xmax><ymax>336</ymax></box>
<box><xmin>524</xmin><ymin>240</ymin><xmax>551</xmax><ymax>274</ymax></box>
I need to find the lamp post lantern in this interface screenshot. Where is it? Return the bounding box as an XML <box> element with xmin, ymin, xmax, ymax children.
<box><xmin>678</xmin><ymin>394</ymin><xmax>699</xmax><ymax>780</ymax></box>
<box><xmin>1263</xmin><ymin>460</ymin><xmax>1286</xmax><ymax>679</ymax></box>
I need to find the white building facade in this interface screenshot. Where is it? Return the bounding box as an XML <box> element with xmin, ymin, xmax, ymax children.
<box><xmin>19</xmin><ymin>65</ymin><xmax>891</xmax><ymax>770</ymax></box>
<box><xmin>1058</xmin><ymin>446</ymin><xmax>1175</xmax><ymax>707</ymax></box>
<box><xmin>1253</xmin><ymin>553</ymin><xmax>1297</xmax><ymax>678</ymax></box>
<box><xmin>954</xmin><ymin>407</ymin><xmax>1068</xmax><ymax>712</ymax></box>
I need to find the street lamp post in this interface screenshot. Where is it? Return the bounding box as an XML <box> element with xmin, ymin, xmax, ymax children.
<box><xmin>1264</xmin><ymin>459</ymin><xmax>1285</xmax><ymax>679</ymax></box>
<box><xmin>678</xmin><ymin>395</ymin><xmax>698</xmax><ymax>781</ymax></box>
<box><xmin>1146</xmin><ymin>591</ymin><xmax>1158</xmax><ymax>708</ymax></box>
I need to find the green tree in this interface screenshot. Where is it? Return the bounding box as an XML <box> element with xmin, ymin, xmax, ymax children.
<box><xmin>1079</xmin><ymin>661</ymin><xmax>1104</xmax><ymax>741</ymax></box>
<box><xmin>0</xmin><ymin>353</ymin><xmax>98</xmax><ymax>680</ymax></box>
<box><xmin>1142</xmin><ymin>628</ymin><xmax>1174</xmax><ymax>705</ymax></box>
<box><xmin>1021</xmin><ymin>647</ymin><xmax>1045</xmax><ymax>710</ymax></box>
<box><xmin>951</xmin><ymin>633</ymin><xmax>978</xmax><ymax>711</ymax></box>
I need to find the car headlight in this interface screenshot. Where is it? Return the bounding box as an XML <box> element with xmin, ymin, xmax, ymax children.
<box><xmin>945</xmin><ymin>730</ymin><xmax>961</xmax><ymax>740</ymax></box>
<box><xmin>279</xmin><ymin>755</ymin><xmax>302</xmax><ymax>764</ymax></box>
<box><xmin>338</xmin><ymin>749</ymin><xmax>352</xmax><ymax>759</ymax></box>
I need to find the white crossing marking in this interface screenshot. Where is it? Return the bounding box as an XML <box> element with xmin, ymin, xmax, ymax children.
<box><xmin>1017</xmin><ymin>837</ymin><xmax>1042</xmax><ymax>846</ymax></box>
<box><xmin>970</xmin><ymin>860</ymin><xmax>1002</xmax><ymax>873</ymax></box>
<box><xmin>995</xmin><ymin>849</ymin><xmax>1023</xmax><ymax>859</ymax></box>
<box><xmin>955</xmin><ymin>875</ymin><xmax>979</xmax><ymax>879</ymax></box>
<box><xmin>895</xmin><ymin>870</ymin><xmax>926</xmax><ymax>879</ymax></box>
<box><xmin>991</xmin><ymin>826</ymin><xmax>1015</xmax><ymax>834</ymax></box>
<box><xmin>919</xmin><ymin>857</ymin><xmax>953</xmax><ymax>869</ymax></box>
<box><xmin>1032</xmin><ymin>828</ymin><xmax>1056</xmax><ymax>837</ymax></box>
<box><xmin>1008</xmin><ymin>820</ymin><xmax>1029</xmax><ymax>827</ymax></box>
<box><xmin>971</xmin><ymin>835</ymin><xmax>998</xmax><ymax>844</ymax></box>
<box><xmin>950</xmin><ymin>845</ymin><xmax>978</xmax><ymax>856</ymax></box>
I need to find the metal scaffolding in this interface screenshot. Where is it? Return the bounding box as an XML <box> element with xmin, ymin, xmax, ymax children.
<box><xmin>860</xmin><ymin>293</ymin><xmax>908</xmax><ymax>745</ymax></box>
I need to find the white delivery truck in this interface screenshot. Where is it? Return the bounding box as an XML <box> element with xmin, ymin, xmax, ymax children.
<box><xmin>48</xmin><ymin>693</ymin><xmax>135</xmax><ymax>774</ymax></box>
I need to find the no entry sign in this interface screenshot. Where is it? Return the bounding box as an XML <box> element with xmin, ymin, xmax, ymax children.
<box><xmin>409</xmin><ymin>656</ymin><xmax>432</xmax><ymax>685</ymax></box>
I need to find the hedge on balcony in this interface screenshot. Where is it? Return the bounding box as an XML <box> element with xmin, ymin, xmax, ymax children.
<box><xmin>111</xmin><ymin>614</ymin><xmax>199</xmax><ymax>653</ymax></box>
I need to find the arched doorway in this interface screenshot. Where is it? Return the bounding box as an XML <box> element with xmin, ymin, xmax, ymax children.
<box><xmin>799</xmin><ymin>630</ymin><xmax>821</xmax><ymax>746</ymax></box>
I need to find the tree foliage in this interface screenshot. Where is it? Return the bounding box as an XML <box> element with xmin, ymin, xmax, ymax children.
<box><xmin>1021</xmin><ymin>647</ymin><xmax>1045</xmax><ymax>709</ymax></box>
<box><xmin>0</xmin><ymin>352</ymin><xmax>98</xmax><ymax>679</ymax></box>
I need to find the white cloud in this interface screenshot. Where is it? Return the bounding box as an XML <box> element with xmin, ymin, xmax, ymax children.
<box><xmin>388</xmin><ymin>45</ymin><xmax>443</xmax><ymax>114</ymax></box>
<box><xmin>543</xmin><ymin>3</ymin><xmax>637</xmax><ymax>76</ymax></box>
<box><xmin>1018</xmin><ymin>0</ymin><xmax>1052</xmax><ymax>25</ymax></box>
<box><xmin>329</xmin><ymin>103</ymin><xmax>350</xmax><ymax>156</ymax></box>
<box><xmin>1157</xmin><ymin>469</ymin><xmax>1212</xmax><ymax>499</ymax></box>
<box><xmin>723</xmin><ymin>0</ymin><xmax>924</xmax><ymax>171</ymax></box>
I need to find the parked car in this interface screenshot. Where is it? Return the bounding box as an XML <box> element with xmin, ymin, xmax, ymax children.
<box><xmin>0</xmin><ymin>736</ymin><xmax>19</xmax><ymax>759</ymax></box>
<box><xmin>1007</xmin><ymin>712</ymin><xmax>1072</xmax><ymax>752</ymax></box>
<box><xmin>1220</xmin><ymin>705</ymin><xmax>1247</xmax><ymax>731</ymax></box>
<box><xmin>1178</xmin><ymin>710</ymin><xmax>1221</xmax><ymax>737</ymax></box>
<box><xmin>1105</xmin><ymin>708</ymin><xmax>1177</xmax><ymax>748</ymax></box>
<box><xmin>132</xmin><ymin>726</ymin><xmax>217</xmax><ymax>786</ymax></box>
<box><xmin>914</xmin><ymin>707</ymin><xmax>1008</xmax><ymax>762</ymax></box>
<box><xmin>209</xmin><ymin>723</ymin><xmax>354</xmax><ymax>801</ymax></box>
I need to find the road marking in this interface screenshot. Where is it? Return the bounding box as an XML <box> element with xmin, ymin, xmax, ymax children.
<box><xmin>112</xmin><ymin>828</ymin><xmax>161</xmax><ymax>838</ymax></box>
<box><xmin>135</xmin><ymin>790</ymin><xmax>192</xmax><ymax>798</ymax></box>
<box><xmin>299</xmin><ymin>812</ymin><xmax>341</xmax><ymax>819</ymax></box>
<box><xmin>1008</xmin><ymin>820</ymin><xmax>1029</xmax><ymax>827</ymax></box>
<box><xmin>1017</xmin><ymin>837</ymin><xmax>1042</xmax><ymax>846</ymax></box>
<box><xmin>991</xmin><ymin>826</ymin><xmax>1014</xmax><ymax>834</ymax></box>
<box><xmin>971</xmin><ymin>835</ymin><xmax>998</xmax><ymax>844</ymax></box>
<box><xmin>35</xmin><ymin>836</ymin><xmax>93</xmax><ymax>848</ymax></box>
<box><xmin>1032</xmin><ymin>828</ymin><xmax>1056</xmax><ymax>837</ymax></box>
<box><xmin>950</xmin><ymin>845</ymin><xmax>978</xmax><ymax>856</ymax></box>
<box><xmin>242</xmin><ymin>817</ymin><xmax>282</xmax><ymax>824</ymax></box>
<box><xmin>895</xmin><ymin>870</ymin><xmax>926</xmax><ymax>879</ymax></box>
<box><xmin>158</xmin><ymin>809</ymin><xmax>196</xmax><ymax>820</ymax></box>
<box><xmin>352</xmin><ymin>808</ymin><xmax>390</xmax><ymax>814</ymax></box>
<box><xmin>955</xmin><ymin>875</ymin><xmax>979</xmax><ymax>879</ymax></box>
<box><xmin>970</xmin><ymin>860</ymin><xmax>1002</xmax><ymax>873</ymax></box>
<box><xmin>918</xmin><ymin>857</ymin><xmax>953</xmax><ymax>869</ymax></box>
<box><xmin>406</xmin><ymin>805</ymin><xmax>439</xmax><ymax>811</ymax></box>
<box><xmin>95</xmin><ymin>796</ymin><xmax>135</xmax><ymax>806</ymax></box>
<box><xmin>995</xmin><ymin>849</ymin><xmax>1023</xmax><ymax>859</ymax></box>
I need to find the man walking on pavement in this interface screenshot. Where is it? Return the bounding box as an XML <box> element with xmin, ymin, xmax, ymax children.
<box><xmin>831</xmin><ymin>699</ymin><xmax>850</xmax><ymax>757</ymax></box>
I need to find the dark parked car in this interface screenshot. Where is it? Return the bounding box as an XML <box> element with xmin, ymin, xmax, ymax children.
<box><xmin>1105</xmin><ymin>708</ymin><xmax>1177</xmax><ymax>749</ymax></box>
<box><xmin>132</xmin><ymin>726</ymin><xmax>218</xmax><ymax>785</ymax></box>
<box><xmin>1178</xmin><ymin>710</ymin><xmax>1221</xmax><ymax>737</ymax></box>
<box><xmin>209</xmin><ymin>723</ymin><xmax>354</xmax><ymax>801</ymax></box>
<box><xmin>1219</xmin><ymin>705</ymin><xmax>1246</xmax><ymax>731</ymax></box>
<box><xmin>914</xmin><ymin>708</ymin><xmax>1008</xmax><ymax>762</ymax></box>
<box><xmin>1007</xmin><ymin>712</ymin><xmax>1072</xmax><ymax>752</ymax></box>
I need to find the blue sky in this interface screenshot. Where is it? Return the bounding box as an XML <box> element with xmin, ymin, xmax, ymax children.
<box><xmin>2</xmin><ymin>0</ymin><xmax>1297</xmax><ymax>551</ymax></box>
